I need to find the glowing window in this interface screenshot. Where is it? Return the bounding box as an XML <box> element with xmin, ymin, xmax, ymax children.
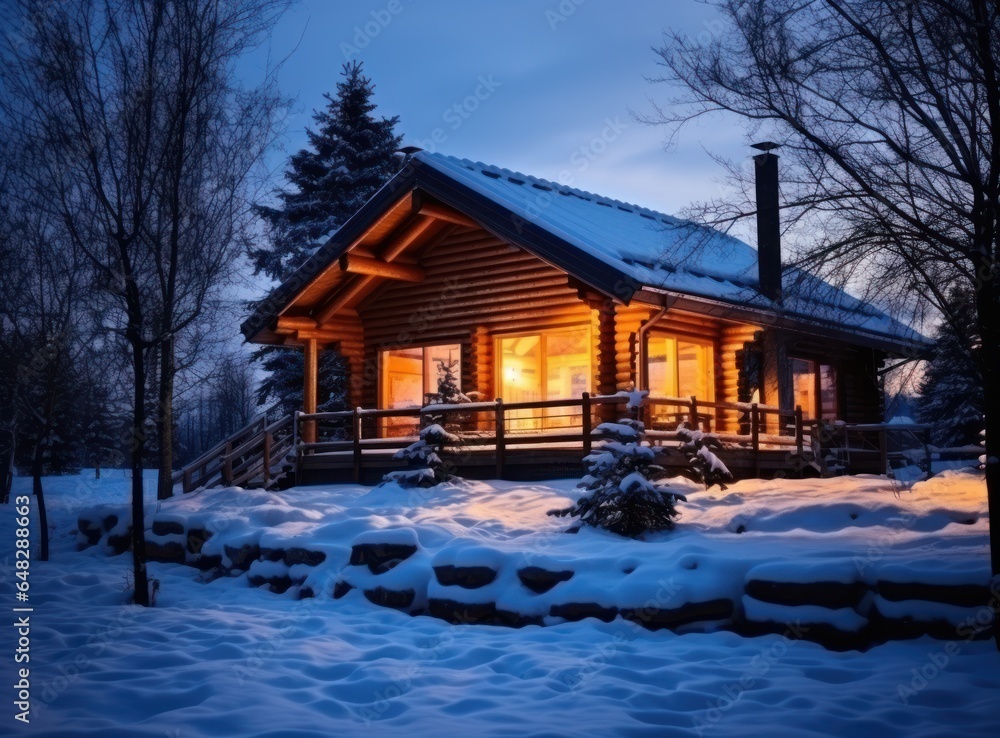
<box><xmin>647</xmin><ymin>335</ymin><xmax>715</xmax><ymax>400</ymax></box>
<box><xmin>791</xmin><ymin>358</ymin><xmax>838</xmax><ymax>419</ymax></box>
<box><xmin>381</xmin><ymin>344</ymin><xmax>460</xmax><ymax>435</ymax></box>
<box><xmin>498</xmin><ymin>328</ymin><xmax>590</xmax><ymax>430</ymax></box>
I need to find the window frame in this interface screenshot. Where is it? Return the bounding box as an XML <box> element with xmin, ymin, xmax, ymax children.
<box><xmin>789</xmin><ymin>356</ymin><xmax>840</xmax><ymax>420</ymax></box>
<box><xmin>379</xmin><ymin>342</ymin><xmax>463</xmax><ymax>410</ymax></box>
<box><xmin>494</xmin><ymin>325</ymin><xmax>592</xmax><ymax>403</ymax></box>
<box><xmin>645</xmin><ymin>331</ymin><xmax>716</xmax><ymax>402</ymax></box>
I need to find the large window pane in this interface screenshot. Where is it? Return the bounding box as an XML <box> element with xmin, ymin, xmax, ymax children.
<box><xmin>648</xmin><ymin>335</ymin><xmax>713</xmax><ymax>401</ymax></box>
<box><xmin>647</xmin><ymin>338</ymin><xmax>677</xmax><ymax>397</ymax></box>
<box><xmin>498</xmin><ymin>328</ymin><xmax>591</xmax><ymax>431</ymax></box>
<box><xmin>819</xmin><ymin>364</ymin><xmax>838</xmax><ymax>419</ymax></box>
<box><xmin>545</xmin><ymin>328</ymin><xmax>590</xmax><ymax>400</ymax></box>
<box><xmin>677</xmin><ymin>340</ymin><xmax>712</xmax><ymax>400</ymax></box>
<box><xmin>500</xmin><ymin>335</ymin><xmax>541</xmax><ymax>403</ymax></box>
<box><xmin>790</xmin><ymin>358</ymin><xmax>817</xmax><ymax>419</ymax></box>
<box><xmin>381</xmin><ymin>344</ymin><xmax>461</xmax><ymax>436</ymax></box>
<box><xmin>500</xmin><ymin>335</ymin><xmax>541</xmax><ymax>431</ymax></box>
<box><xmin>545</xmin><ymin>328</ymin><xmax>589</xmax><ymax>428</ymax></box>
<box><xmin>383</xmin><ymin>347</ymin><xmax>423</xmax><ymax>409</ymax></box>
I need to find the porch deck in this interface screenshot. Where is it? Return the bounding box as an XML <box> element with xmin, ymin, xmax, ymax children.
<box><xmin>293</xmin><ymin>444</ymin><xmax>867</xmax><ymax>485</ymax></box>
<box><xmin>174</xmin><ymin>394</ymin><xmax>929</xmax><ymax>492</ymax></box>
<box><xmin>293</xmin><ymin>394</ymin><xmax>915</xmax><ymax>486</ymax></box>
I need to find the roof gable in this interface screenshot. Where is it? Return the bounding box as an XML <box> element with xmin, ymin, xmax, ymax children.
<box><xmin>242</xmin><ymin>151</ymin><xmax>929</xmax><ymax>353</ymax></box>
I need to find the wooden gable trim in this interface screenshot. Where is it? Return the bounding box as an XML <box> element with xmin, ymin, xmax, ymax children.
<box><xmin>338</xmin><ymin>253</ymin><xmax>425</xmax><ymax>282</ymax></box>
<box><xmin>412</xmin><ymin>190</ymin><xmax>478</xmax><ymax>228</ymax></box>
<box><xmin>409</xmin><ymin>161</ymin><xmax>633</xmax><ymax>304</ymax></box>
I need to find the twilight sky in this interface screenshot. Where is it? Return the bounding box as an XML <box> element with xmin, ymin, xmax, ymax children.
<box><xmin>242</xmin><ymin>0</ymin><xmax>754</xmax><ymax>222</ymax></box>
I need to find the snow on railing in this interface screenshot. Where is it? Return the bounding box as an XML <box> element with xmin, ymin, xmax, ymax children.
<box><xmin>294</xmin><ymin>393</ymin><xmax>815</xmax><ymax>482</ymax></box>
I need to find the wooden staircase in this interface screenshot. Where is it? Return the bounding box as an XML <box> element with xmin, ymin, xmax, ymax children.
<box><xmin>172</xmin><ymin>415</ymin><xmax>295</xmax><ymax>493</ymax></box>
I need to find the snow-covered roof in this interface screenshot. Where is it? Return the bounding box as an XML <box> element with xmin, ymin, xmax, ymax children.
<box><xmin>414</xmin><ymin>151</ymin><xmax>927</xmax><ymax>348</ymax></box>
<box><xmin>242</xmin><ymin>150</ymin><xmax>929</xmax><ymax>353</ymax></box>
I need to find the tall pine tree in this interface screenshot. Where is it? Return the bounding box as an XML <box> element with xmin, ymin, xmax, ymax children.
<box><xmin>916</xmin><ymin>287</ymin><xmax>984</xmax><ymax>448</ymax></box>
<box><xmin>251</xmin><ymin>61</ymin><xmax>402</xmax><ymax>416</ymax></box>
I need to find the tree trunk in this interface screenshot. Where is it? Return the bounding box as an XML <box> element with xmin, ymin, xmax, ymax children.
<box><xmin>1</xmin><ymin>427</ymin><xmax>14</xmax><ymax>504</ymax></box>
<box><xmin>30</xmin><ymin>435</ymin><xmax>49</xmax><ymax>562</ymax></box>
<box><xmin>974</xmin><ymin>270</ymin><xmax>1000</xmax><ymax>648</ymax></box>
<box><xmin>157</xmin><ymin>335</ymin><xmax>174</xmax><ymax>500</ymax></box>
<box><xmin>131</xmin><ymin>344</ymin><xmax>150</xmax><ymax>606</ymax></box>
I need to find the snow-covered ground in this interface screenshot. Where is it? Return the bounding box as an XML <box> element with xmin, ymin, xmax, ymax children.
<box><xmin>2</xmin><ymin>469</ymin><xmax>999</xmax><ymax>737</ymax></box>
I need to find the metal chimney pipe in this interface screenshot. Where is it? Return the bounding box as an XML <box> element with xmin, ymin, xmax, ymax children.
<box><xmin>752</xmin><ymin>142</ymin><xmax>782</xmax><ymax>304</ymax></box>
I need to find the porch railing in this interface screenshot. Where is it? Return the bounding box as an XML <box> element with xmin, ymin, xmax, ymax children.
<box><xmin>296</xmin><ymin>393</ymin><xmax>817</xmax><ymax>482</ymax></box>
<box><xmin>172</xmin><ymin>414</ymin><xmax>295</xmax><ymax>493</ymax></box>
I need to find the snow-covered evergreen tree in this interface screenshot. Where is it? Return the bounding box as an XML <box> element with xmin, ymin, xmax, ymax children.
<box><xmin>916</xmin><ymin>288</ymin><xmax>984</xmax><ymax>448</ymax></box>
<box><xmin>384</xmin><ymin>424</ymin><xmax>459</xmax><ymax>488</ymax></box>
<box><xmin>676</xmin><ymin>424</ymin><xmax>733</xmax><ymax>490</ymax></box>
<box><xmin>252</xmin><ymin>346</ymin><xmax>348</xmax><ymax>420</ymax></box>
<box><xmin>424</xmin><ymin>359</ymin><xmax>472</xmax><ymax>429</ymax></box>
<box><xmin>251</xmin><ymin>61</ymin><xmax>403</xmax><ymax>282</ymax></box>
<box><xmin>424</xmin><ymin>360</ymin><xmax>467</xmax><ymax>406</ymax></box>
<box><xmin>250</xmin><ymin>62</ymin><xmax>401</xmax><ymax>420</ymax></box>
<box><xmin>549</xmin><ymin>391</ymin><xmax>686</xmax><ymax>538</ymax></box>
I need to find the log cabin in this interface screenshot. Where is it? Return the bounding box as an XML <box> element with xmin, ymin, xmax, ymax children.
<box><xmin>233</xmin><ymin>147</ymin><xmax>930</xmax><ymax>485</ymax></box>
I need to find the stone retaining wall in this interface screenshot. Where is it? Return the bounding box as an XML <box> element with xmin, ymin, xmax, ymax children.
<box><xmin>76</xmin><ymin>509</ymin><xmax>996</xmax><ymax>651</ymax></box>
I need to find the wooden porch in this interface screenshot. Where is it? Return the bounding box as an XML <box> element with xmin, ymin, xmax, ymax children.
<box><xmin>291</xmin><ymin>394</ymin><xmax>932</xmax><ymax>486</ymax></box>
<box><xmin>172</xmin><ymin>394</ymin><xmax>935</xmax><ymax>493</ymax></box>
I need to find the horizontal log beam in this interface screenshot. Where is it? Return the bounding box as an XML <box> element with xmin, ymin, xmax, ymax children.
<box><xmin>413</xmin><ymin>198</ymin><xmax>478</xmax><ymax>228</ymax></box>
<box><xmin>339</xmin><ymin>253</ymin><xmax>425</xmax><ymax>282</ymax></box>
<box><xmin>378</xmin><ymin>216</ymin><xmax>438</xmax><ymax>261</ymax></box>
<box><xmin>313</xmin><ymin>275</ymin><xmax>373</xmax><ymax>325</ymax></box>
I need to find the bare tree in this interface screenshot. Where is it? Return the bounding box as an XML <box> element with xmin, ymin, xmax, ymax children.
<box><xmin>0</xmin><ymin>138</ymin><xmax>102</xmax><ymax>559</ymax></box>
<box><xmin>175</xmin><ymin>347</ymin><xmax>257</xmax><ymax>463</ymax></box>
<box><xmin>651</xmin><ymin>0</ymin><xmax>1000</xmax><ymax>602</ymax></box>
<box><xmin>1</xmin><ymin>0</ymin><xmax>287</xmax><ymax>604</ymax></box>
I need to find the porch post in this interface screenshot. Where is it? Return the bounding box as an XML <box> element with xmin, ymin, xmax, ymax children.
<box><xmin>302</xmin><ymin>337</ymin><xmax>318</xmax><ymax>444</ymax></box>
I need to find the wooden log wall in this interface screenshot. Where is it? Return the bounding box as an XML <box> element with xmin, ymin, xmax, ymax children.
<box><xmin>719</xmin><ymin>323</ymin><xmax>761</xmax><ymax>432</ymax></box>
<box><xmin>614</xmin><ymin>304</ymin><xmax>651</xmax><ymax>392</ymax></box>
<box><xmin>783</xmin><ymin>336</ymin><xmax>884</xmax><ymax>423</ymax></box>
<box><xmin>323</xmin><ymin>222</ymin><xmax>883</xmax><ymax>427</ymax></box>
<box><xmin>355</xmin><ymin>226</ymin><xmax>592</xmax><ymax>405</ymax></box>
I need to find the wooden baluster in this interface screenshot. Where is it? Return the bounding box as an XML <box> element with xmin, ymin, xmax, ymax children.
<box><xmin>495</xmin><ymin>398</ymin><xmax>505</xmax><ymax>480</ymax></box>
<box><xmin>689</xmin><ymin>395</ymin><xmax>698</xmax><ymax>430</ymax></box>
<box><xmin>352</xmin><ymin>407</ymin><xmax>362</xmax><ymax>484</ymax></box>
<box><xmin>751</xmin><ymin>403</ymin><xmax>760</xmax><ymax>476</ymax></box>
<box><xmin>262</xmin><ymin>430</ymin><xmax>272</xmax><ymax>487</ymax></box>
<box><xmin>795</xmin><ymin>405</ymin><xmax>804</xmax><ymax>458</ymax></box>
<box><xmin>222</xmin><ymin>441</ymin><xmax>233</xmax><ymax>487</ymax></box>
<box><xmin>581</xmin><ymin>392</ymin><xmax>592</xmax><ymax>456</ymax></box>
<box><xmin>878</xmin><ymin>426</ymin><xmax>888</xmax><ymax>476</ymax></box>
<box><xmin>922</xmin><ymin>426</ymin><xmax>932</xmax><ymax>477</ymax></box>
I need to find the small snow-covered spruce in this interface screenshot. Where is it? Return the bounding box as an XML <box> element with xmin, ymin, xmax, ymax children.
<box><xmin>424</xmin><ymin>359</ymin><xmax>473</xmax><ymax>431</ymax></box>
<box><xmin>676</xmin><ymin>424</ymin><xmax>733</xmax><ymax>490</ymax></box>
<box><xmin>383</xmin><ymin>424</ymin><xmax>459</xmax><ymax>488</ymax></box>
<box><xmin>424</xmin><ymin>359</ymin><xmax>471</xmax><ymax>426</ymax></box>
<box><xmin>425</xmin><ymin>359</ymin><xmax>468</xmax><ymax>406</ymax></box>
<box><xmin>548</xmin><ymin>391</ymin><xmax>686</xmax><ymax>538</ymax></box>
